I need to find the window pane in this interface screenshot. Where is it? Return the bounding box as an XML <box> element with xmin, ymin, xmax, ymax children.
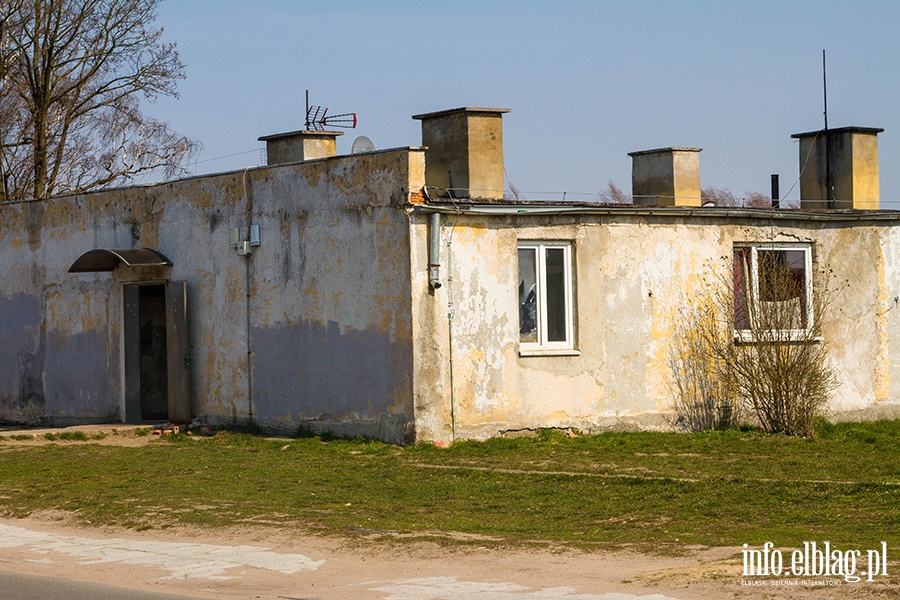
<box><xmin>733</xmin><ymin>248</ymin><xmax>751</xmax><ymax>330</ymax></box>
<box><xmin>758</xmin><ymin>249</ymin><xmax>807</xmax><ymax>328</ymax></box>
<box><xmin>545</xmin><ymin>247</ymin><xmax>567</xmax><ymax>342</ymax></box>
<box><xmin>518</xmin><ymin>247</ymin><xmax>538</xmax><ymax>343</ymax></box>
<box><xmin>758</xmin><ymin>250</ymin><xmax>803</xmax><ymax>301</ymax></box>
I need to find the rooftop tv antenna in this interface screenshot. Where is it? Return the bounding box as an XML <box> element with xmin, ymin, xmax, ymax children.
<box><xmin>305</xmin><ymin>90</ymin><xmax>357</xmax><ymax>131</ymax></box>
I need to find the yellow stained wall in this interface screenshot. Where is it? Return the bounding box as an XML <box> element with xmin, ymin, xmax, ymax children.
<box><xmin>411</xmin><ymin>212</ymin><xmax>900</xmax><ymax>443</ymax></box>
<box><xmin>851</xmin><ymin>134</ymin><xmax>880</xmax><ymax>209</ymax></box>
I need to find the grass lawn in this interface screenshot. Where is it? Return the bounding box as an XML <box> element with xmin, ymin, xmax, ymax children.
<box><xmin>0</xmin><ymin>420</ymin><xmax>898</xmax><ymax>552</ymax></box>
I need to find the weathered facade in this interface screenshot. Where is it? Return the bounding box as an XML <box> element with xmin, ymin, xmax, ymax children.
<box><xmin>411</xmin><ymin>206</ymin><xmax>900</xmax><ymax>442</ymax></box>
<box><xmin>1</xmin><ymin>145</ymin><xmax>424</xmax><ymax>442</ymax></box>
<box><xmin>2</xmin><ymin>106</ymin><xmax>899</xmax><ymax>443</ymax></box>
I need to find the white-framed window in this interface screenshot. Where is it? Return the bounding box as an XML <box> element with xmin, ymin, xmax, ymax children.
<box><xmin>518</xmin><ymin>241</ymin><xmax>574</xmax><ymax>351</ymax></box>
<box><xmin>732</xmin><ymin>244</ymin><xmax>813</xmax><ymax>341</ymax></box>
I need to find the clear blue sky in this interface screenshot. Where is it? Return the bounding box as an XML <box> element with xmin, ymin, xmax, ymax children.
<box><xmin>151</xmin><ymin>1</ymin><xmax>900</xmax><ymax>207</ymax></box>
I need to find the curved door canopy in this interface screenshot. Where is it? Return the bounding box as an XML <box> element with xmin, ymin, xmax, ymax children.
<box><xmin>68</xmin><ymin>248</ymin><xmax>173</xmax><ymax>273</ymax></box>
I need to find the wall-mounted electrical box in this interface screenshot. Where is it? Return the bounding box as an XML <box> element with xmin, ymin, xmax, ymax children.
<box><xmin>232</xmin><ymin>224</ymin><xmax>260</xmax><ymax>257</ymax></box>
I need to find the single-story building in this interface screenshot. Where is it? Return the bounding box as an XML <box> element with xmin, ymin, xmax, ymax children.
<box><xmin>1</xmin><ymin>106</ymin><xmax>898</xmax><ymax>443</ymax></box>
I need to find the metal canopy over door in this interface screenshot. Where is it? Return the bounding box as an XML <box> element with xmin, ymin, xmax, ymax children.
<box><xmin>69</xmin><ymin>248</ymin><xmax>173</xmax><ymax>272</ymax></box>
<box><xmin>123</xmin><ymin>281</ymin><xmax>190</xmax><ymax>423</ymax></box>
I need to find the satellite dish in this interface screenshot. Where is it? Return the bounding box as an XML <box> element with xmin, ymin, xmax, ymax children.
<box><xmin>351</xmin><ymin>135</ymin><xmax>375</xmax><ymax>154</ymax></box>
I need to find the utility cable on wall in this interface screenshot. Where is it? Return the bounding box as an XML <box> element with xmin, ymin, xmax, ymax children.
<box><xmin>445</xmin><ymin>190</ymin><xmax>462</xmax><ymax>444</ymax></box>
<box><xmin>242</xmin><ymin>167</ymin><xmax>254</xmax><ymax>421</ymax></box>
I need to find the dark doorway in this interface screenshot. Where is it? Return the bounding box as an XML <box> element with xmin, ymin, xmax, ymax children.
<box><xmin>138</xmin><ymin>285</ymin><xmax>168</xmax><ymax>419</ymax></box>
<box><xmin>124</xmin><ymin>282</ymin><xmax>190</xmax><ymax>422</ymax></box>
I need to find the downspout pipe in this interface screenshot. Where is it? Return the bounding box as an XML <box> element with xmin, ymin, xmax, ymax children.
<box><xmin>428</xmin><ymin>211</ymin><xmax>442</xmax><ymax>289</ymax></box>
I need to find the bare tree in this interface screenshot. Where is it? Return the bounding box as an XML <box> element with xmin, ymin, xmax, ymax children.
<box><xmin>744</xmin><ymin>191</ymin><xmax>773</xmax><ymax>209</ymax></box>
<box><xmin>505</xmin><ymin>181</ymin><xmax>522</xmax><ymax>201</ymax></box>
<box><xmin>598</xmin><ymin>179</ymin><xmax>629</xmax><ymax>204</ymax></box>
<box><xmin>701</xmin><ymin>186</ymin><xmax>740</xmax><ymax>207</ymax></box>
<box><xmin>0</xmin><ymin>0</ymin><xmax>198</xmax><ymax>201</ymax></box>
<box><xmin>701</xmin><ymin>187</ymin><xmax>773</xmax><ymax>209</ymax></box>
<box><xmin>0</xmin><ymin>2</ymin><xmax>25</xmax><ymax>200</ymax></box>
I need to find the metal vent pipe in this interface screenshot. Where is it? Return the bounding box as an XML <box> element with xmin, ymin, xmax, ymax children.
<box><xmin>428</xmin><ymin>212</ymin><xmax>442</xmax><ymax>289</ymax></box>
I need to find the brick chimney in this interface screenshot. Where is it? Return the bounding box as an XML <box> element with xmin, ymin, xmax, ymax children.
<box><xmin>628</xmin><ymin>147</ymin><xmax>702</xmax><ymax>207</ymax></box>
<box><xmin>790</xmin><ymin>126</ymin><xmax>883</xmax><ymax>210</ymax></box>
<box><xmin>412</xmin><ymin>107</ymin><xmax>510</xmax><ymax>200</ymax></box>
<box><xmin>258</xmin><ymin>130</ymin><xmax>343</xmax><ymax>165</ymax></box>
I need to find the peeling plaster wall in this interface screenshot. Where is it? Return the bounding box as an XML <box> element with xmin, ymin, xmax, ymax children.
<box><xmin>5</xmin><ymin>146</ymin><xmax>900</xmax><ymax>441</ymax></box>
<box><xmin>0</xmin><ymin>148</ymin><xmax>423</xmax><ymax>440</ymax></box>
<box><xmin>245</xmin><ymin>150</ymin><xmax>421</xmax><ymax>442</ymax></box>
<box><xmin>0</xmin><ymin>190</ymin><xmax>140</xmax><ymax>424</ymax></box>
<box><xmin>881</xmin><ymin>227</ymin><xmax>900</xmax><ymax>414</ymax></box>
<box><xmin>412</xmin><ymin>212</ymin><xmax>900</xmax><ymax>443</ymax></box>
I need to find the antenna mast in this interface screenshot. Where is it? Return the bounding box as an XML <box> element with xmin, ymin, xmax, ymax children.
<box><xmin>823</xmin><ymin>49</ymin><xmax>834</xmax><ymax>208</ymax></box>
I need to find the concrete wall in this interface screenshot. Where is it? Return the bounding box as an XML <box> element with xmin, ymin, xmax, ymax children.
<box><xmin>0</xmin><ymin>148</ymin><xmax>424</xmax><ymax>442</ymax></box>
<box><xmin>0</xmin><ymin>189</ymin><xmax>167</xmax><ymax>425</ymax></box>
<box><xmin>411</xmin><ymin>211</ymin><xmax>900</xmax><ymax>443</ymax></box>
<box><xmin>245</xmin><ymin>149</ymin><xmax>423</xmax><ymax>442</ymax></box>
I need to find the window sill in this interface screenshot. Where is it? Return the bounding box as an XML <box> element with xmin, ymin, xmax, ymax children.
<box><xmin>519</xmin><ymin>349</ymin><xmax>581</xmax><ymax>357</ymax></box>
<box><xmin>733</xmin><ymin>331</ymin><xmax>823</xmax><ymax>345</ymax></box>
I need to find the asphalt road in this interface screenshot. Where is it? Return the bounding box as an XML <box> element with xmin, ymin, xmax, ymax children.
<box><xmin>0</xmin><ymin>570</ymin><xmax>204</xmax><ymax>600</ymax></box>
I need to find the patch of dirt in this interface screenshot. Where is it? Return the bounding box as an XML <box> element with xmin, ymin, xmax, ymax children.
<box><xmin>1</xmin><ymin>514</ymin><xmax>897</xmax><ymax>600</ymax></box>
<box><xmin>0</xmin><ymin>424</ymin><xmax>189</xmax><ymax>447</ymax></box>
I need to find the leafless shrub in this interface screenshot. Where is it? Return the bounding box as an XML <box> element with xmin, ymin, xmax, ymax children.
<box><xmin>667</xmin><ymin>286</ymin><xmax>743</xmax><ymax>432</ymax></box>
<box><xmin>670</xmin><ymin>250</ymin><xmax>839</xmax><ymax>436</ymax></box>
<box><xmin>728</xmin><ymin>249</ymin><xmax>837</xmax><ymax>436</ymax></box>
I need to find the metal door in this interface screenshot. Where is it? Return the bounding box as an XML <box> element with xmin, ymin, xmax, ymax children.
<box><xmin>165</xmin><ymin>281</ymin><xmax>191</xmax><ymax>423</ymax></box>
<box><xmin>123</xmin><ymin>285</ymin><xmax>141</xmax><ymax>422</ymax></box>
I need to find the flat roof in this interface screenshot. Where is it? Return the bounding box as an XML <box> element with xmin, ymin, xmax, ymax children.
<box><xmin>627</xmin><ymin>147</ymin><xmax>702</xmax><ymax>157</ymax></box>
<box><xmin>258</xmin><ymin>129</ymin><xmax>344</xmax><ymax>142</ymax></box>
<box><xmin>415</xmin><ymin>198</ymin><xmax>900</xmax><ymax>223</ymax></box>
<box><xmin>791</xmin><ymin>126</ymin><xmax>884</xmax><ymax>139</ymax></box>
<box><xmin>412</xmin><ymin>107</ymin><xmax>511</xmax><ymax>120</ymax></box>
